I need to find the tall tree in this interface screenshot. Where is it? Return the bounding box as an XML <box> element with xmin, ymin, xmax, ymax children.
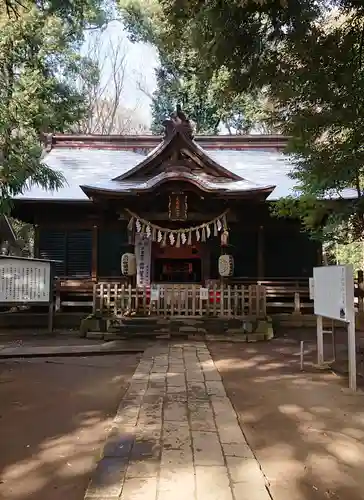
<box><xmin>266</xmin><ymin>10</ymin><xmax>364</xmax><ymax>243</ymax></box>
<box><xmin>122</xmin><ymin>0</ymin><xmax>364</xmax><ymax>242</ymax></box>
<box><xmin>0</xmin><ymin>0</ymin><xmax>106</xmax><ymax>213</ymax></box>
<box><xmin>120</xmin><ymin>0</ymin><xmax>275</xmax><ymax>134</ymax></box>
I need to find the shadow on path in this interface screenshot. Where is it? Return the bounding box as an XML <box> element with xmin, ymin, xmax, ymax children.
<box><xmin>210</xmin><ymin>338</ymin><xmax>364</xmax><ymax>500</ymax></box>
<box><xmin>0</xmin><ymin>353</ymin><xmax>141</xmax><ymax>500</ymax></box>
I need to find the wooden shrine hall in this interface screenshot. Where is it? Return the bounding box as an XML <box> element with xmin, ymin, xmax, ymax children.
<box><xmin>11</xmin><ymin>110</ymin><xmax>326</xmax><ymax>316</ymax></box>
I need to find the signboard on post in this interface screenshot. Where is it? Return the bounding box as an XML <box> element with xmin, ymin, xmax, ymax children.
<box><xmin>200</xmin><ymin>287</ymin><xmax>209</xmax><ymax>301</ymax></box>
<box><xmin>313</xmin><ymin>265</ymin><xmax>356</xmax><ymax>391</ymax></box>
<box><xmin>0</xmin><ymin>256</ymin><xmax>57</xmax><ymax>332</ymax></box>
<box><xmin>0</xmin><ymin>259</ymin><xmax>51</xmax><ymax>303</ymax></box>
<box><xmin>313</xmin><ymin>265</ymin><xmax>354</xmax><ymax>322</ymax></box>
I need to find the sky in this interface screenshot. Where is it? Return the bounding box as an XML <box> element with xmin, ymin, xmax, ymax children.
<box><xmin>82</xmin><ymin>20</ymin><xmax>159</xmax><ymax>128</ymax></box>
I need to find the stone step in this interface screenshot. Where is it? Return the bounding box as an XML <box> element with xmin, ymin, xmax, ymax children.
<box><xmin>121</xmin><ymin>316</ymin><xmax>167</xmax><ymax>325</ymax></box>
<box><xmin>110</xmin><ymin>324</ymin><xmax>166</xmax><ymax>334</ymax></box>
<box><xmin>81</xmin><ymin>315</ymin><xmax>273</xmax><ymax>340</ymax></box>
<box><xmin>88</xmin><ymin>330</ymin><xmax>270</xmax><ymax>342</ymax></box>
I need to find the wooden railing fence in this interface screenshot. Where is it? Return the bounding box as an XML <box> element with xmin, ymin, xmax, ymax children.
<box><xmin>231</xmin><ymin>278</ymin><xmax>311</xmax><ymax>314</ymax></box>
<box><xmin>53</xmin><ymin>277</ymin><xmax>314</xmax><ymax>314</ymax></box>
<box><xmin>93</xmin><ymin>283</ymin><xmax>267</xmax><ymax>318</ymax></box>
<box><xmin>25</xmin><ymin>270</ymin><xmax>364</xmax><ymax>315</ymax></box>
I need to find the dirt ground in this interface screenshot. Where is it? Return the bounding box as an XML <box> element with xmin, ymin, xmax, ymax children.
<box><xmin>0</xmin><ymin>333</ymin><xmax>104</xmax><ymax>349</ymax></box>
<box><xmin>210</xmin><ymin>338</ymin><xmax>364</xmax><ymax>500</ymax></box>
<box><xmin>0</xmin><ymin>352</ymin><xmax>141</xmax><ymax>500</ymax></box>
<box><xmin>2</xmin><ymin>332</ymin><xmax>364</xmax><ymax>500</ymax></box>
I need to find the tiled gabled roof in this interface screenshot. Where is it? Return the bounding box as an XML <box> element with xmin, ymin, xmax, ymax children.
<box><xmin>14</xmin><ymin>134</ymin><xmax>357</xmax><ymax>201</ymax></box>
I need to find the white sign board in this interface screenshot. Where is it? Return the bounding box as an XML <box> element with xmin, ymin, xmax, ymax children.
<box><xmin>135</xmin><ymin>233</ymin><xmax>152</xmax><ymax>287</ymax></box>
<box><xmin>313</xmin><ymin>265</ymin><xmax>354</xmax><ymax>322</ymax></box>
<box><xmin>0</xmin><ymin>259</ymin><xmax>51</xmax><ymax>303</ymax></box>
<box><xmin>150</xmin><ymin>284</ymin><xmax>160</xmax><ymax>301</ymax></box>
<box><xmin>200</xmin><ymin>287</ymin><xmax>209</xmax><ymax>300</ymax></box>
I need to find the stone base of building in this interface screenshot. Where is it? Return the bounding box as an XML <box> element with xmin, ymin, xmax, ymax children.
<box><xmin>81</xmin><ymin>316</ymin><xmax>274</xmax><ymax>342</ymax></box>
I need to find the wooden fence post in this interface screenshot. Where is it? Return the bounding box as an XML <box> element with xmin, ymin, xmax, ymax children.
<box><xmin>55</xmin><ymin>278</ymin><xmax>61</xmax><ymax>312</ymax></box>
<box><xmin>259</xmin><ymin>285</ymin><xmax>267</xmax><ymax>318</ymax></box>
<box><xmin>92</xmin><ymin>283</ymin><xmax>97</xmax><ymax>315</ymax></box>
<box><xmin>293</xmin><ymin>291</ymin><xmax>301</xmax><ymax>315</ymax></box>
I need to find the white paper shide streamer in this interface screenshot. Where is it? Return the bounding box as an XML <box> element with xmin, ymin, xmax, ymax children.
<box><xmin>126</xmin><ymin>208</ymin><xmax>228</xmax><ymax>246</ymax></box>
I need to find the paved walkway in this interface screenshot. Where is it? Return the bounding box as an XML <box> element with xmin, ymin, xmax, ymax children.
<box><xmin>85</xmin><ymin>342</ymin><xmax>271</xmax><ymax>500</ymax></box>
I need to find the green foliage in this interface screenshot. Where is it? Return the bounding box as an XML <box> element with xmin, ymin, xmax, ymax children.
<box><xmin>271</xmin><ymin>194</ymin><xmax>358</xmax><ymax>244</ymax></box>
<box><xmin>8</xmin><ymin>217</ymin><xmax>34</xmax><ymax>256</ymax></box>
<box><xmin>119</xmin><ymin>0</ymin><xmax>275</xmax><ymax>134</ymax></box>
<box><xmin>2</xmin><ymin>0</ymin><xmax>108</xmax><ymax>27</ymax></box>
<box><xmin>120</xmin><ymin>0</ymin><xmax>321</xmax><ymax>94</ymax></box>
<box><xmin>126</xmin><ymin>0</ymin><xmax>364</xmax><ymax>241</ymax></box>
<box><xmin>323</xmin><ymin>240</ymin><xmax>364</xmax><ymax>273</ymax></box>
<box><xmin>150</xmin><ymin>66</ymin><xmax>221</xmax><ymax>134</ymax></box>
<box><xmin>267</xmin><ymin>10</ymin><xmax>364</xmax><ymax>242</ymax></box>
<box><xmin>335</xmin><ymin>243</ymin><xmax>364</xmax><ymax>273</ymax></box>
<box><xmin>0</xmin><ymin>0</ymin><xmax>107</xmax><ymax>214</ymax></box>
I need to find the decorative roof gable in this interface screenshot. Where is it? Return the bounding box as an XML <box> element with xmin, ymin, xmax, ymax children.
<box><xmin>113</xmin><ymin>115</ymin><xmax>241</xmax><ymax>182</ymax></box>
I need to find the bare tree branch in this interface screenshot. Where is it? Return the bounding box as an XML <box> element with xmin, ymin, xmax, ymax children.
<box><xmin>72</xmin><ymin>28</ymin><xmax>148</xmax><ymax>134</ymax></box>
<box><xmin>135</xmin><ymin>70</ymin><xmax>155</xmax><ymax>102</ymax></box>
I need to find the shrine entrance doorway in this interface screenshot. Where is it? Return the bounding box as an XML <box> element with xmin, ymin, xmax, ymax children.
<box><xmin>151</xmin><ymin>241</ymin><xmax>204</xmax><ymax>284</ymax></box>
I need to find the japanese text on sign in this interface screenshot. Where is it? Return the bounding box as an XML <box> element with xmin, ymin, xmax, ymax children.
<box><xmin>135</xmin><ymin>233</ymin><xmax>151</xmax><ymax>287</ymax></box>
<box><xmin>0</xmin><ymin>260</ymin><xmax>51</xmax><ymax>303</ymax></box>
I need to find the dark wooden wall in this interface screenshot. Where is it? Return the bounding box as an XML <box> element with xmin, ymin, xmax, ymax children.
<box><xmin>38</xmin><ymin>224</ymin><xmax>130</xmax><ymax>278</ymax></box>
<box><xmin>227</xmin><ymin>224</ymin><xmax>319</xmax><ymax>279</ymax></box>
<box><xmin>264</xmin><ymin>227</ymin><xmax>319</xmax><ymax>278</ymax></box>
<box><xmin>97</xmin><ymin>225</ymin><xmax>130</xmax><ymax>277</ymax></box>
<box><xmin>27</xmin><ymin>198</ymin><xmax>320</xmax><ymax>280</ymax></box>
<box><xmin>39</xmin><ymin>229</ymin><xmax>92</xmax><ymax>277</ymax></box>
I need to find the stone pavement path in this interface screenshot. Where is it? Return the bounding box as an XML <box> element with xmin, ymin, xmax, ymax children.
<box><xmin>85</xmin><ymin>342</ymin><xmax>271</xmax><ymax>500</ymax></box>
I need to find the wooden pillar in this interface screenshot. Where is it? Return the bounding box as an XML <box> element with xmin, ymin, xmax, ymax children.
<box><xmin>317</xmin><ymin>242</ymin><xmax>323</xmax><ymax>265</ymax></box>
<box><xmin>201</xmin><ymin>243</ymin><xmax>210</xmax><ymax>284</ymax></box>
<box><xmin>257</xmin><ymin>225</ymin><xmax>264</xmax><ymax>279</ymax></box>
<box><xmin>33</xmin><ymin>224</ymin><xmax>40</xmax><ymax>258</ymax></box>
<box><xmin>358</xmin><ymin>270</ymin><xmax>364</xmax><ymax>312</ymax></box>
<box><xmin>92</xmin><ymin>225</ymin><xmax>98</xmax><ymax>281</ymax></box>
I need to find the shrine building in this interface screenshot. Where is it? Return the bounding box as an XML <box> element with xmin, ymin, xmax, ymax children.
<box><xmin>11</xmin><ymin>112</ymin><xmax>347</xmax><ymax>313</ymax></box>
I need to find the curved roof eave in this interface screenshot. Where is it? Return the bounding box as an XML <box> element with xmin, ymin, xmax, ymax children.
<box><xmin>112</xmin><ymin>130</ymin><xmax>242</xmax><ymax>182</ymax></box>
<box><xmin>80</xmin><ymin>179</ymin><xmax>276</xmax><ymax>198</ymax></box>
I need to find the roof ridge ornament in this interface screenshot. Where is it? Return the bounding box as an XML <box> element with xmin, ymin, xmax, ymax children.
<box><xmin>162</xmin><ymin>104</ymin><xmax>194</xmax><ymax>140</ymax></box>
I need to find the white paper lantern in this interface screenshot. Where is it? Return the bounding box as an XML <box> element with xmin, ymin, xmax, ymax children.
<box><xmin>218</xmin><ymin>254</ymin><xmax>234</xmax><ymax>277</ymax></box>
<box><xmin>121</xmin><ymin>253</ymin><xmax>136</xmax><ymax>276</ymax></box>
